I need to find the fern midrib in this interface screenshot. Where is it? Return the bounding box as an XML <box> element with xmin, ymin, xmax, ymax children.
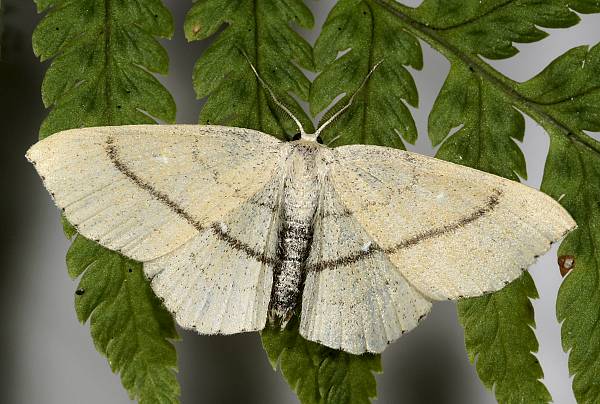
<box><xmin>360</xmin><ymin>3</ymin><xmax>376</xmax><ymax>141</ymax></box>
<box><xmin>488</xmin><ymin>297</ymin><xmax>511</xmax><ymax>393</ymax></box>
<box><xmin>123</xmin><ymin>267</ymin><xmax>159</xmax><ymax>391</ymax></box>
<box><xmin>533</xmin><ymin>85</ymin><xmax>600</xmax><ymax>107</ymax></box>
<box><xmin>372</xmin><ymin>0</ymin><xmax>600</xmax><ymax>157</ymax></box>
<box><xmin>104</xmin><ymin>0</ymin><xmax>114</xmax><ymax>124</ymax></box>
<box><xmin>392</xmin><ymin>0</ymin><xmax>517</xmax><ymax>32</ymax></box>
<box><xmin>475</xmin><ymin>77</ymin><xmax>485</xmax><ymax>168</ymax></box>
<box><xmin>253</xmin><ymin>0</ymin><xmax>263</xmax><ymax>129</ymax></box>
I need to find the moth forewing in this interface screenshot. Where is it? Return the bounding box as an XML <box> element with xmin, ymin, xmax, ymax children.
<box><xmin>26</xmin><ymin>125</ymin><xmax>283</xmax><ymax>262</ymax></box>
<box><xmin>329</xmin><ymin>144</ymin><xmax>576</xmax><ymax>301</ymax></box>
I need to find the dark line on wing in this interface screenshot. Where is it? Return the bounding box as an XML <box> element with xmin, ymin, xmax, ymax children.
<box><xmin>249</xmin><ymin>199</ymin><xmax>278</xmax><ymax>211</ymax></box>
<box><xmin>105</xmin><ymin>136</ymin><xmax>204</xmax><ymax>232</ymax></box>
<box><xmin>308</xmin><ymin>189</ymin><xmax>503</xmax><ymax>272</ymax></box>
<box><xmin>211</xmin><ymin>223</ymin><xmax>280</xmax><ymax>267</ymax></box>
<box><xmin>308</xmin><ymin>244</ymin><xmax>384</xmax><ymax>272</ymax></box>
<box><xmin>386</xmin><ymin>188</ymin><xmax>503</xmax><ymax>253</ymax></box>
<box><xmin>323</xmin><ymin>207</ymin><xmax>353</xmax><ymax>219</ymax></box>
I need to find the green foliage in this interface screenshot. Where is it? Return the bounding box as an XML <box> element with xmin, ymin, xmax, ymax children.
<box><xmin>33</xmin><ymin>0</ymin><xmax>180</xmax><ymax>402</ymax></box>
<box><xmin>410</xmin><ymin>0</ymin><xmax>594</xmax><ymax>181</ymax></box>
<box><xmin>32</xmin><ymin>0</ymin><xmax>176</xmax><ymax>138</ymax></box>
<box><xmin>184</xmin><ymin>0</ymin><xmax>314</xmax><ymax>138</ymax></box>
<box><xmin>411</xmin><ymin>0</ymin><xmax>586</xmax><ymax>59</ymax></box>
<box><xmin>518</xmin><ymin>45</ymin><xmax>600</xmax><ymax>136</ymax></box>
<box><xmin>532</xmin><ymin>44</ymin><xmax>600</xmax><ymax>403</ymax></box>
<box><xmin>67</xmin><ymin>235</ymin><xmax>179</xmax><ymax>404</ymax></box>
<box><xmin>262</xmin><ymin>315</ymin><xmax>381</xmax><ymax>404</ymax></box>
<box><xmin>458</xmin><ymin>274</ymin><xmax>550</xmax><ymax>403</ymax></box>
<box><xmin>543</xmin><ymin>131</ymin><xmax>600</xmax><ymax>404</ymax></box>
<box><xmin>310</xmin><ymin>0</ymin><xmax>421</xmax><ymax>147</ymax></box>
<box><xmin>60</xmin><ymin>214</ymin><xmax>77</xmax><ymax>239</ymax></box>
<box><xmin>429</xmin><ymin>62</ymin><xmax>526</xmax><ymax>181</ymax></box>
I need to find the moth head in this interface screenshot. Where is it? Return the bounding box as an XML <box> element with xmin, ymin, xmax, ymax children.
<box><xmin>300</xmin><ymin>132</ymin><xmax>319</xmax><ymax>143</ymax></box>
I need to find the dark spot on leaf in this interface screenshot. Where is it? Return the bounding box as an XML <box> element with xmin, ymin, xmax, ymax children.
<box><xmin>469</xmin><ymin>66</ymin><xmax>475</xmax><ymax>72</ymax></box>
<box><xmin>55</xmin><ymin>27</ymin><xmax>59</xmax><ymax>31</ymax></box>
<box><xmin>117</xmin><ymin>105</ymin><xmax>122</xmax><ymax>109</ymax></box>
<box><xmin>558</xmin><ymin>255</ymin><xmax>575</xmax><ymax>277</ymax></box>
<box><xmin>75</xmin><ymin>288</ymin><xmax>85</xmax><ymax>295</ymax></box>
<box><xmin>128</xmin><ymin>268</ymin><xmax>133</xmax><ymax>273</ymax></box>
<box><xmin>338</xmin><ymin>27</ymin><xmax>342</xmax><ymax>31</ymax></box>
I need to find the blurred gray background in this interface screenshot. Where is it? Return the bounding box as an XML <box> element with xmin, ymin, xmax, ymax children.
<box><xmin>2</xmin><ymin>0</ymin><xmax>599</xmax><ymax>403</ymax></box>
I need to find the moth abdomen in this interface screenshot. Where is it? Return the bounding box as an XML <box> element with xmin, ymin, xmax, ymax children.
<box><xmin>268</xmin><ymin>143</ymin><xmax>322</xmax><ymax>326</ymax></box>
<box><xmin>269</xmin><ymin>219</ymin><xmax>313</xmax><ymax>326</ymax></box>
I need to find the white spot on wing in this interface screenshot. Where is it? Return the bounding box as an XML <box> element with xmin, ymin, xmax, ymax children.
<box><xmin>153</xmin><ymin>154</ymin><xmax>169</xmax><ymax>164</ymax></box>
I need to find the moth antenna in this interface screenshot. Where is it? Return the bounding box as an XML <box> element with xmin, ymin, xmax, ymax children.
<box><xmin>325</xmin><ymin>133</ymin><xmax>343</xmax><ymax>147</ymax></box>
<box><xmin>239</xmin><ymin>50</ymin><xmax>306</xmax><ymax>137</ymax></box>
<box><xmin>314</xmin><ymin>60</ymin><xmax>384</xmax><ymax>139</ymax></box>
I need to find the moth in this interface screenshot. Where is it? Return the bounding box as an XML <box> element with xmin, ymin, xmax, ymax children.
<box><xmin>26</xmin><ymin>68</ymin><xmax>575</xmax><ymax>354</ymax></box>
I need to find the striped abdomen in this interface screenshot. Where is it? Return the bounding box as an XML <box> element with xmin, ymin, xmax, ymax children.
<box><xmin>268</xmin><ymin>142</ymin><xmax>321</xmax><ymax>325</ymax></box>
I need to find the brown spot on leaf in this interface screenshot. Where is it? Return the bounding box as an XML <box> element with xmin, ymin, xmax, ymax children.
<box><xmin>558</xmin><ymin>255</ymin><xmax>575</xmax><ymax>277</ymax></box>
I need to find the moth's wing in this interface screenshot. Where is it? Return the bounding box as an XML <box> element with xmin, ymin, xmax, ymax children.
<box><xmin>329</xmin><ymin>145</ymin><xmax>576</xmax><ymax>300</ymax></box>
<box><xmin>145</xmin><ymin>170</ymin><xmax>284</xmax><ymax>334</ymax></box>
<box><xmin>26</xmin><ymin>125</ymin><xmax>283</xmax><ymax>262</ymax></box>
<box><xmin>299</xmin><ymin>178</ymin><xmax>432</xmax><ymax>354</ymax></box>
